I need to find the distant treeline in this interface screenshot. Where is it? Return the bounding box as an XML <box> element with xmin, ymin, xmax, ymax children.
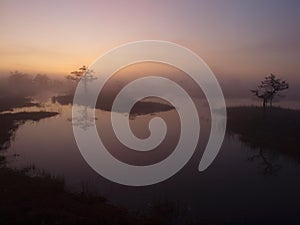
<box><xmin>0</xmin><ymin>71</ymin><xmax>72</xmax><ymax>97</ymax></box>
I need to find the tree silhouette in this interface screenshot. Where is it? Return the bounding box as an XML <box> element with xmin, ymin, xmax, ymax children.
<box><xmin>251</xmin><ymin>74</ymin><xmax>289</xmax><ymax>108</ymax></box>
<box><xmin>66</xmin><ymin>65</ymin><xmax>97</xmax><ymax>86</ymax></box>
<box><xmin>67</xmin><ymin>65</ymin><xmax>97</xmax><ymax>130</ymax></box>
<box><xmin>66</xmin><ymin>65</ymin><xmax>88</xmax><ymax>81</ymax></box>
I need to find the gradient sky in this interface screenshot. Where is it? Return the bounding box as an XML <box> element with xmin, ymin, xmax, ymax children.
<box><xmin>0</xmin><ymin>0</ymin><xmax>299</xmax><ymax>80</ymax></box>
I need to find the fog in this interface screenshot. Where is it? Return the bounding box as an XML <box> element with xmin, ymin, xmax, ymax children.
<box><xmin>0</xmin><ymin>67</ymin><xmax>298</xmax><ymax>113</ymax></box>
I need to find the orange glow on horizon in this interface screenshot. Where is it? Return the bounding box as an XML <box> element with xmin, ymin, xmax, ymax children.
<box><xmin>0</xmin><ymin>1</ymin><xmax>299</xmax><ymax>80</ymax></box>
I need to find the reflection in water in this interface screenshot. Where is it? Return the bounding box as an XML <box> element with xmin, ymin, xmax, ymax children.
<box><xmin>2</xmin><ymin>100</ymin><xmax>300</xmax><ymax>224</ymax></box>
<box><xmin>71</xmin><ymin>106</ymin><xmax>95</xmax><ymax>130</ymax></box>
<box><xmin>247</xmin><ymin>148</ymin><xmax>282</xmax><ymax>175</ymax></box>
<box><xmin>0</xmin><ymin>111</ymin><xmax>58</xmax><ymax>150</ymax></box>
<box><xmin>53</xmin><ymin>94</ymin><xmax>175</xmax><ymax>115</ymax></box>
<box><xmin>69</xmin><ymin>68</ymin><xmax>98</xmax><ymax>130</ymax></box>
<box><xmin>227</xmin><ymin>106</ymin><xmax>300</xmax><ymax>163</ymax></box>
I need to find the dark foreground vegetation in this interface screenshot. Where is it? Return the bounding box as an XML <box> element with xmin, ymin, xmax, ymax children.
<box><xmin>0</xmin><ymin>110</ymin><xmax>179</xmax><ymax>224</ymax></box>
<box><xmin>0</xmin><ymin>164</ymin><xmax>133</xmax><ymax>225</ymax></box>
<box><xmin>0</xmin><ymin>162</ymin><xmax>179</xmax><ymax>225</ymax></box>
<box><xmin>227</xmin><ymin>106</ymin><xmax>300</xmax><ymax>161</ymax></box>
<box><xmin>0</xmin><ymin>111</ymin><xmax>132</xmax><ymax>225</ymax></box>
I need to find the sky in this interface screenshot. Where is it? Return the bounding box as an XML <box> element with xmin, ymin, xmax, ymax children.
<box><xmin>0</xmin><ymin>0</ymin><xmax>299</xmax><ymax>80</ymax></box>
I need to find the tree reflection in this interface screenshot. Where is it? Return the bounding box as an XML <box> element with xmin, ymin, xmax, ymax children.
<box><xmin>71</xmin><ymin>67</ymin><xmax>97</xmax><ymax>130</ymax></box>
<box><xmin>247</xmin><ymin>148</ymin><xmax>281</xmax><ymax>175</ymax></box>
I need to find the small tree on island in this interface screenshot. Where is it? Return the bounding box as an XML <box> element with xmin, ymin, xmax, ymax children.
<box><xmin>66</xmin><ymin>65</ymin><xmax>97</xmax><ymax>90</ymax></box>
<box><xmin>251</xmin><ymin>74</ymin><xmax>289</xmax><ymax>108</ymax></box>
<box><xmin>66</xmin><ymin>65</ymin><xmax>97</xmax><ymax>130</ymax></box>
<box><xmin>66</xmin><ymin>65</ymin><xmax>88</xmax><ymax>82</ymax></box>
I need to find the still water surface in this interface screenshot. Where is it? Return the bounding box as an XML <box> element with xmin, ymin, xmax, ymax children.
<box><xmin>3</xmin><ymin>99</ymin><xmax>300</xmax><ymax>224</ymax></box>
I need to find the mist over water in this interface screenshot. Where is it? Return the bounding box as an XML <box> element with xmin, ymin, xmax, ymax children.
<box><xmin>1</xmin><ymin>0</ymin><xmax>300</xmax><ymax>223</ymax></box>
<box><xmin>2</xmin><ymin>58</ymin><xmax>299</xmax><ymax>109</ymax></box>
<box><xmin>0</xmin><ymin>65</ymin><xmax>300</xmax><ymax>224</ymax></box>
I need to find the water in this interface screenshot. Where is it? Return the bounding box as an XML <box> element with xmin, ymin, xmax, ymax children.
<box><xmin>2</xmin><ymin>99</ymin><xmax>300</xmax><ymax>224</ymax></box>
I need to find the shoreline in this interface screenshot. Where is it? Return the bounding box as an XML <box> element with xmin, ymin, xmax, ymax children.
<box><xmin>227</xmin><ymin>106</ymin><xmax>300</xmax><ymax>161</ymax></box>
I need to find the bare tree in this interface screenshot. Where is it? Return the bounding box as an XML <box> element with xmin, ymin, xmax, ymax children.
<box><xmin>251</xmin><ymin>74</ymin><xmax>289</xmax><ymax>108</ymax></box>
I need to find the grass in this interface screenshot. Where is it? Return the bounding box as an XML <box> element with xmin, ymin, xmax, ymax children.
<box><xmin>0</xmin><ymin>165</ymin><xmax>135</xmax><ymax>225</ymax></box>
<box><xmin>0</xmin><ymin>110</ymin><xmax>178</xmax><ymax>224</ymax></box>
<box><xmin>227</xmin><ymin>106</ymin><xmax>300</xmax><ymax>161</ymax></box>
<box><xmin>0</xmin><ymin>163</ymin><xmax>181</xmax><ymax>225</ymax></box>
<box><xmin>0</xmin><ymin>110</ymin><xmax>136</xmax><ymax>225</ymax></box>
